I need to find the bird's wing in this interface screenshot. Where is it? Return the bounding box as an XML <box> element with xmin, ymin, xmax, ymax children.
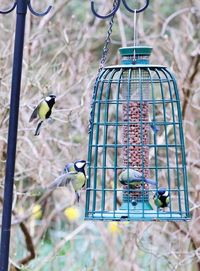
<box><xmin>29</xmin><ymin>99</ymin><xmax>45</xmax><ymax>122</ymax></box>
<box><xmin>154</xmin><ymin>198</ymin><xmax>162</xmax><ymax>208</ymax></box>
<box><xmin>29</xmin><ymin>106</ymin><xmax>38</xmax><ymax>122</ymax></box>
<box><xmin>132</xmin><ymin>170</ymin><xmax>142</xmax><ymax>178</ymax></box>
<box><xmin>128</xmin><ymin>176</ymin><xmax>156</xmax><ymax>186</ymax></box>
<box><xmin>48</xmin><ymin>172</ymin><xmax>77</xmax><ymax>189</ymax></box>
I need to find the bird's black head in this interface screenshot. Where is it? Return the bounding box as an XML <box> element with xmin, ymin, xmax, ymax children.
<box><xmin>158</xmin><ymin>187</ymin><xmax>167</xmax><ymax>195</ymax></box>
<box><xmin>49</xmin><ymin>94</ymin><xmax>56</xmax><ymax>99</ymax></box>
<box><xmin>45</xmin><ymin>94</ymin><xmax>56</xmax><ymax>107</ymax></box>
<box><xmin>74</xmin><ymin>160</ymin><xmax>86</xmax><ymax>174</ymax></box>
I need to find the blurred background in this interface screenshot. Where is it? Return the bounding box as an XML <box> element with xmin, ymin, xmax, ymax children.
<box><xmin>0</xmin><ymin>0</ymin><xmax>200</xmax><ymax>270</ymax></box>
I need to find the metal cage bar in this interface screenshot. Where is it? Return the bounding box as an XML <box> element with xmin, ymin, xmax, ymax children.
<box><xmin>155</xmin><ymin>68</ymin><xmax>172</xmax><ymax>218</ymax></box>
<box><xmin>113</xmin><ymin>69</ymin><xmax>123</xmax><ymax>217</ymax></box>
<box><xmin>161</xmin><ymin>68</ymin><xmax>182</xmax><ymax>217</ymax></box>
<box><xmin>101</xmin><ymin>69</ymin><xmax>117</xmax><ymax>214</ymax></box>
<box><xmin>165</xmin><ymin>69</ymin><xmax>190</xmax><ymax>217</ymax></box>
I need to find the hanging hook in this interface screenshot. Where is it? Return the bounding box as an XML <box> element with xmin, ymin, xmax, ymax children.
<box><xmin>90</xmin><ymin>0</ymin><xmax>121</xmax><ymax>19</ymax></box>
<box><xmin>0</xmin><ymin>1</ymin><xmax>17</xmax><ymax>14</ymax></box>
<box><xmin>122</xmin><ymin>0</ymin><xmax>149</xmax><ymax>13</ymax></box>
<box><xmin>27</xmin><ymin>0</ymin><xmax>52</xmax><ymax>17</ymax></box>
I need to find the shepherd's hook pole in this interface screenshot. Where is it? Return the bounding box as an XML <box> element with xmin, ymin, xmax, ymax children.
<box><xmin>0</xmin><ymin>1</ymin><xmax>52</xmax><ymax>270</ymax></box>
<box><xmin>0</xmin><ymin>1</ymin><xmax>27</xmax><ymax>270</ymax></box>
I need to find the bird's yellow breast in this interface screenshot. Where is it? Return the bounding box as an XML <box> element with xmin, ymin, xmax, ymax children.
<box><xmin>38</xmin><ymin>101</ymin><xmax>50</xmax><ymax>120</ymax></box>
<box><xmin>72</xmin><ymin>172</ymin><xmax>85</xmax><ymax>191</ymax></box>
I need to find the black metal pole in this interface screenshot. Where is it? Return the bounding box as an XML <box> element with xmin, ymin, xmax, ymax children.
<box><xmin>0</xmin><ymin>1</ymin><xmax>27</xmax><ymax>270</ymax></box>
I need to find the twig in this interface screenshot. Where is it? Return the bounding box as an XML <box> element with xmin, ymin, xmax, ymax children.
<box><xmin>182</xmin><ymin>53</ymin><xmax>200</xmax><ymax>119</ymax></box>
<box><xmin>34</xmin><ymin>222</ymin><xmax>88</xmax><ymax>271</ymax></box>
<box><xmin>0</xmin><ymin>197</ymin><xmax>35</xmax><ymax>266</ymax></box>
<box><xmin>18</xmin><ymin>221</ymin><xmax>35</xmax><ymax>265</ymax></box>
<box><xmin>34</xmin><ymin>200</ymin><xmax>72</xmax><ymax>245</ymax></box>
<box><xmin>172</xmin><ymin>221</ymin><xmax>200</xmax><ymax>270</ymax></box>
<box><xmin>160</xmin><ymin>7</ymin><xmax>199</xmax><ymax>37</ymax></box>
<box><xmin>31</xmin><ymin>0</ymin><xmax>71</xmax><ymax>52</ymax></box>
<box><xmin>116</xmin><ymin>9</ymin><xmax>127</xmax><ymax>47</ymax></box>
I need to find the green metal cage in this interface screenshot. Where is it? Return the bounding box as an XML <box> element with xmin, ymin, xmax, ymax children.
<box><xmin>85</xmin><ymin>46</ymin><xmax>190</xmax><ymax>221</ymax></box>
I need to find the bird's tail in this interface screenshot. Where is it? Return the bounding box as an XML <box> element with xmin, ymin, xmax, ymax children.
<box><xmin>145</xmin><ymin>178</ymin><xmax>156</xmax><ymax>186</ymax></box>
<box><xmin>34</xmin><ymin>121</ymin><xmax>43</xmax><ymax>136</ymax></box>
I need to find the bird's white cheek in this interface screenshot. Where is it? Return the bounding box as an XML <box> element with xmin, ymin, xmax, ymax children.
<box><xmin>76</xmin><ymin>162</ymin><xmax>85</xmax><ymax>168</ymax></box>
<box><xmin>163</xmin><ymin>191</ymin><xmax>169</xmax><ymax>197</ymax></box>
<box><xmin>45</xmin><ymin>96</ymin><xmax>51</xmax><ymax>102</ymax></box>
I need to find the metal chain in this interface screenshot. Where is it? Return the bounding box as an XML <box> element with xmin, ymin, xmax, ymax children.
<box><xmin>98</xmin><ymin>0</ymin><xmax>118</xmax><ymax>72</ymax></box>
<box><xmin>88</xmin><ymin>0</ymin><xmax>118</xmax><ymax>134</ymax></box>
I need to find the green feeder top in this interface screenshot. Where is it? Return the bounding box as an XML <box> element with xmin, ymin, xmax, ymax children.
<box><xmin>119</xmin><ymin>46</ymin><xmax>153</xmax><ymax>65</ymax></box>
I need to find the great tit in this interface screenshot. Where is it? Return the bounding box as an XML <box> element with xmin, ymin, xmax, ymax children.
<box><xmin>48</xmin><ymin>160</ymin><xmax>87</xmax><ymax>202</ymax></box>
<box><xmin>119</xmin><ymin>169</ymin><xmax>156</xmax><ymax>187</ymax></box>
<box><xmin>29</xmin><ymin>94</ymin><xmax>56</xmax><ymax>136</ymax></box>
<box><xmin>153</xmin><ymin>187</ymin><xmax>170</xmax><ymax>210</ymax></box>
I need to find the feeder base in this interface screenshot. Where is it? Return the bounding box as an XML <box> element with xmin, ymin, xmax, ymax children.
<box><xmin>85</xmin><ymin>210</ymin><xmax>190</xmax><ymax>221</ymax></box>
<box><xmin>120</xmin><ymin>201</ymin><xmax>153</xmax><ymax>211</ymax></box>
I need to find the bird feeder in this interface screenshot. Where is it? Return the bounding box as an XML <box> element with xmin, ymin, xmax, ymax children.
<box><xmin>85</xmin><ymin>46</ymin><xmax>190</xmax><ymax>221</ymax></box>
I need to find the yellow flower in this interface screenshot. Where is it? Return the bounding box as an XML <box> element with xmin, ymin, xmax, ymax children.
<box><xmin>107</xmin><ymin>221</ymin><xmax>122</xmax><ymax>235</ymax></box>
<box><xmin>64</xmin><ymin>206</ymin><xmax>80</xmax><ymax>222</ymax></box>
<box><xmin>32</xmin><ymin>204</ymin><xmax>42</xmax><ymax>220</ymax></box>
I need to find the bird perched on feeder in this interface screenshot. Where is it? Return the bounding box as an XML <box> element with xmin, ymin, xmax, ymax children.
<box><xmin>48</xmin><ymin>160</ymin><xmax>87</xmax><ymax>202</ymax></box>
<box><xmin>29</xmin><ymin>94</ymin><xmax>56</xmax><ymax>136</ymax></box>
<box><xmin>153</xmin><ymin>187</ymin><xmax>170</xmax><ymax>211</ymax></box>
<box><xmin>119</xmin><ymin>169</ymin><xmax>156</xmax><ymax>187</ymax></box>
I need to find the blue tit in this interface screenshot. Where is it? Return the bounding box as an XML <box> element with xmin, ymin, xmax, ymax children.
<box><xmin>119</xmin><ymin>169</ymin><xmax>156</xmax><ymax>187</ymax></box>
<box><xmin>48</xmin><ymin>160</ymin><xmax>87</xmax><ymax>202</ymax></box>
<box><xmin>154</xmin><ymin>187</ymin><xmax>170</xmax><ymax>210</ymax></box>
<box><xmin>29</xmin><ymin>94</ymin><xmax>56</xmax><ymax>136</ymax></box>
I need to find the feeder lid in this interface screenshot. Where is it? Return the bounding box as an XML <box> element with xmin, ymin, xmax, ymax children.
<box><xmin>119</xmin><ymin>46</ymin><xmax>152</xmax><ymax>57</ymax></box>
